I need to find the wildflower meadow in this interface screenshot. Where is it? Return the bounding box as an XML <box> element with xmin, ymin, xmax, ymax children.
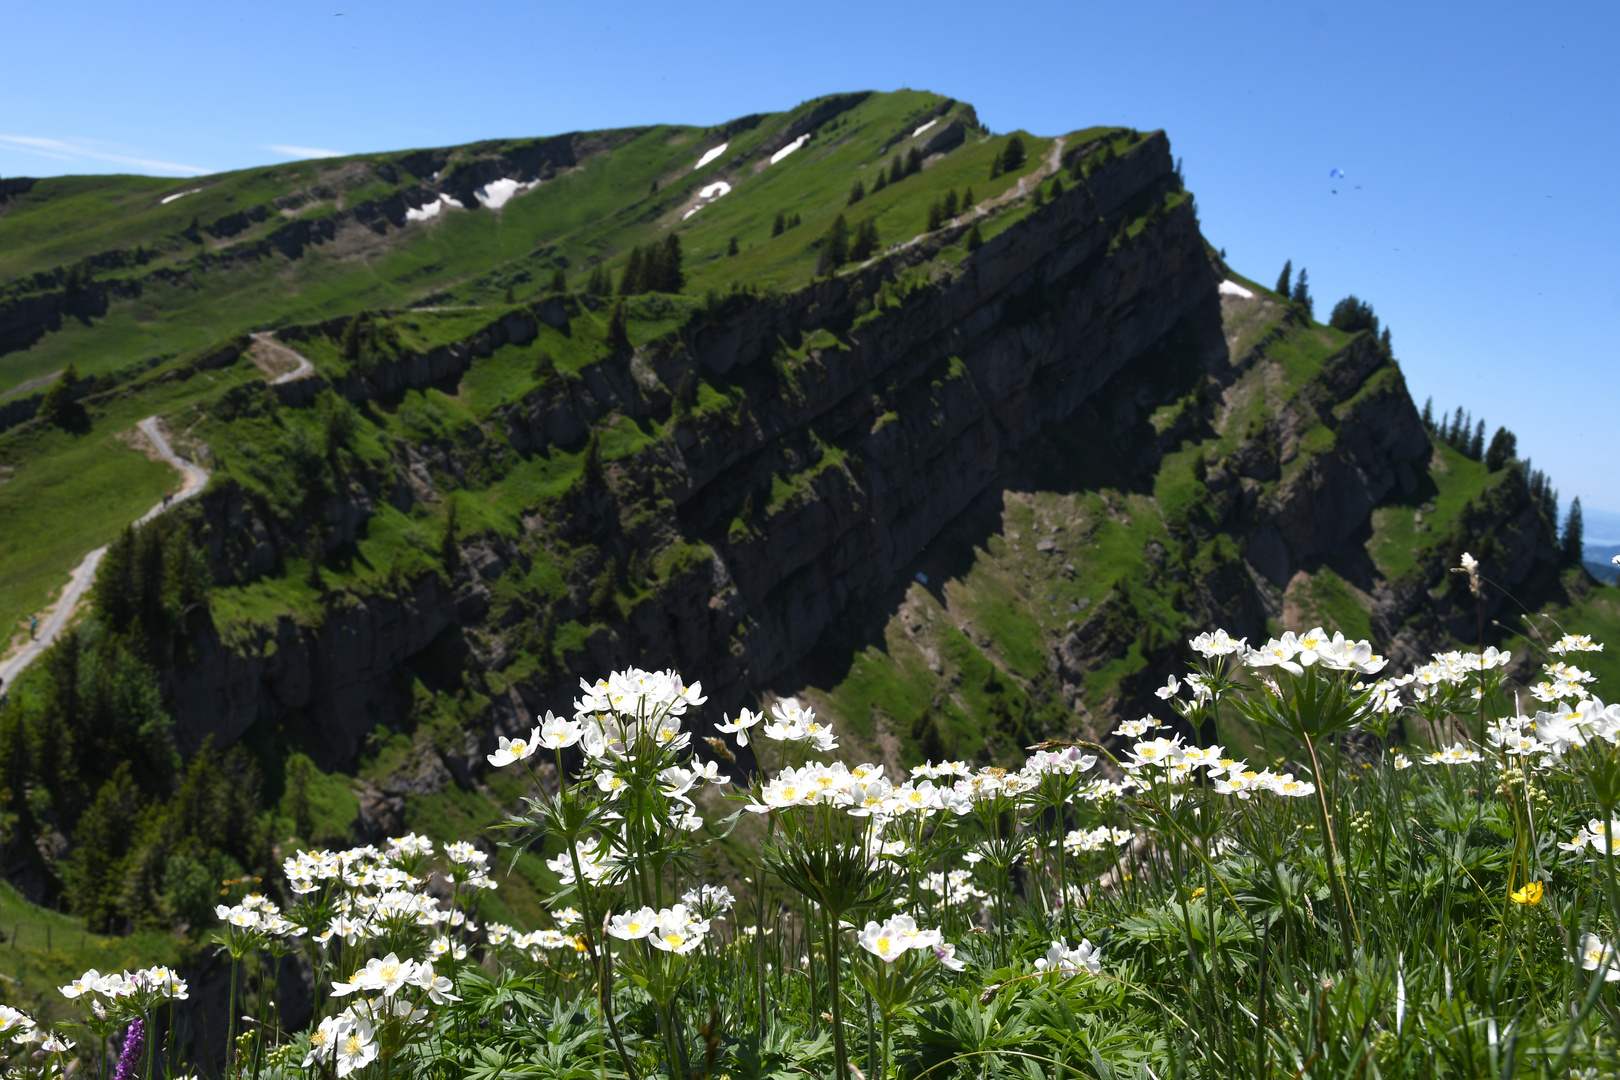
<box><xmin>7</xmin><ymin>591</ymin><xmax>1620</xmax><ymax>1077</ymax></box>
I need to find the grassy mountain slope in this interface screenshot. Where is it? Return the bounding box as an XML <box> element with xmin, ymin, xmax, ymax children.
<box><xmin>0</xmin><ymin>91</ymin><xmax>1592</xmax><ymax>1019</ymax></box>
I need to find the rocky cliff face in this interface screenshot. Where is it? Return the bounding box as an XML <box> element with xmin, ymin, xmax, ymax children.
<box><xmin>160</xmin><ymin>128</ymin><xmax>1557</xmax><ymax>771</ymax></box>
<box><xmin>167</xmin><ymin>133</ymin><xmax>1228</xmax><ymax>764</ymax></box>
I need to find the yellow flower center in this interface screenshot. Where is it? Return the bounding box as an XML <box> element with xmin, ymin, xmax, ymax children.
<box><xmin>877</xmin><ymin>937</ymin><xmax>891</xmax><ymax>953</ymax></box>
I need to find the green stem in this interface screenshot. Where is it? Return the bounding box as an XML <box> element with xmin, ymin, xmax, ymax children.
<box><xmin>226</xmin><ymin>954</ymin><xmax>240</xmax><ymax>1080</ymax></box>
<box><xmin>826</xmin><ymin>909</ymin><xmax>848</xmax><ymax>1080</ymax></box>
<box><xmin>1303</xmin><ymin>732</ymin><xmax>1360</xmax><ymax>956</ymax></box>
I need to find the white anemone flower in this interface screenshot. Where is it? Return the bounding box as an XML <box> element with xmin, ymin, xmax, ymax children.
<box><xmin>1579</xmin><ymin>933</ymin><xmax>1620</xmax><ymax>981</ymax></box>
<box><xmin>650</xmin><ymin>905</ymin><xmax>709</xmax><ymax>954</ymax></box>
<box><xmin>716</xmin><ymin>706</ymin><xmax>765</xmax><ymax>746</ymax></box>
<box><xmin>858</xmin><ymin>915</ymin><xmax>923</xmax><ymax>962</ymax></box>
<box><xmin>488</xmin><ymin>729</ymin><xmax>541</xmax><ymax>767</ymax></box>
<box><xmin>539</xmin><ymin>712</ymin><xmax>583</xmax><ymax>749</ymax></box>
<box><xmin>607</xmin><ymin>907</ymin><xmax>658</xmax><ymax>940</ymax></box>
<box><xmin>335</xmin><ymin>1019</ymin><xmax>379</xmax><ymax>1078</ymax></box>
<box><xmin>59</xmin><ymin>970</ymin><xmax>102</xmax><ymax>1000</ymax></box>
<box><xmin>1189</xmin><ymin>630</ymin><xmax>1247</xmax><ymax>657</ymax></box>
<box><xmin>1034</xmin><ymin>939</ymin><xmax>1102</xmax><ymax>976</ymax></box>
<box><xmin>1247</xmin><ymin>633</ymin><xmax>1305</xmax><ymax>676</ymax></box>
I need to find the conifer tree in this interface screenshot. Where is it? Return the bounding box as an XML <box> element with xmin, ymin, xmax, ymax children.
<box><xmin>582</xmin><ymin>430</ymin><xmax>604</xmax><ymax>489</ymax></box>
<box><xmin>1379</xmin><ymin>326</ymin><xmax>1393</xmax><ymax>359</ymax></box>
<box><xmin>772</xmin><ymin>212</ymin><xmax>786</xmax><ymax>237</ymax></box>
<box><xmin>340</xmin><ymin>314</ymin><xmax>364</xmax><ymax>361</ymax></box>
<box><xmin>966</xmin><ymin>222</ymin><xmax>984</xmax><ymax>252</ymax></box>
<box><xmin>606</xmin><ymin>298</ymin><xmax>630</xmax><ymax>353</ymax></box>
<box><xmin>889</xmin><ymin>156</ymin><xmax>904</xmax><ymax>186</ymax></box>
<box><xmin>1564</xmin><ymin>497</ymin><xmax>1585</xmax><ymax>566</ymax></box>
<box><xmin>850</xmin><ymin>219</ymin><xmax>879</xmax><ymax>261</ymax></box>
<box><xmin>503</xmin><ymin>286</ymin><xmax>515</xmax><ymax>305</ymax></box>
<box><xmin>1002</xmin><ymin>135</ymin><xmax>1026</xmax><ymax>171</ymax></box>
<box><xmin>927</xmin><ymin>201</ymin><xmax>944</xmax><ymax>232</ymax></box>
<box><xmin>1291</xmin><ymin>268</ymin><xmax>1313</xmax><ymax>318</ymax></box>
<box><xmin>871</xmin><ymin>171</ymin><xmax>887</xmax><ymax>193</ymax></box>
<box><xmin>550</xmin><ymin>267</ymin><xmax>567</xmax><ymax>293</ymax></box>
<box><xmin>1448</xmin><ymin>407</ymin><xmax>1465</xmax><ymax>447</ymax></box>
<box><xmin>619</xmin><ymin>247</ymin><xmax>644</xmax><ymax>295</ymax></box>
<box><xmin>847</xmin><ymin>179</ymin><xmax>865</xmax><ymax>206</ymax></box>
<box><xmin>1032</xmin><ymin>185</ymin><xmax>1045</xmax><ymax>209</ymax></box>
<box><xmin>586</xmin><ymin>264</ymin><xmax>610</xmax><ymax>296</ymax></box>
<box><xmin>1485</xmin><ymin>427</ymin><xmax>1517</xmax><ymax>471</ymax></box>
<box><xmin>1468</xmin><ymin>419</ymin><xmax>1486</xmax><ymax>461</ymax></box>
<box><xmin>1275</xmin><ymin>260</ymin><xmax>1292</xmax><ymax>297</ymax></box>
<box><xmin>789</xmin><ymin>212</ymin><xmax>801</xmax><ymax>229</ymax></box>
<box><xmin>727</xmin><ymin>236</ymin><xmax>739</xmax><ymax>256</ymax></box>
<box><xmin>1050</xmin><ymin>176</ymin><xmax>1063</xmax><ymax>199</ymax></box>
<box><xmin>40</xmin><ymin>362</ymin><xmax>80</xmax><ymax>428</ymax></box>
<box><xmin>659</xmin><ymin>233</ymin><xmax>685</xmax><ymax>293</ymax></box>
<box><xmin>307</xmin><ymin>533</ymin><xmax>326</xmax><ymax>591</ymax></box>
<box><xmin>817</xmin><ymin>214</ymin><xmax>850</xmax><ymax>276</ymax></box>
<box><xmin>905</xmin><ymin>147</ymin><xmax>923</xmax><ymax>176</ymax></box>
<box><xmin>943</xmin><ymin>189</ymin><xmax>958</xmax><ymax>218</ymax></box>
<box><xmin>1328</xmin><ymin>295</ymin><xmax>1379</xmax><ymax>335</ymax></box>
<box><xmin>439</xmin><ymin>498</ymin><xmax>459</xmax><ymax>573</ymax></box>
<box><xmin>961</xmin><ymin>186</ymin><xmax>974</xmax><ymax>209</ymax></box>
<box><xmin>989</xmin><ymin>151</ymin><xmax>1003</xmax><ymax>179</ymax></box>
<box><xmin>1421</xmin><ymin>397</ymin><xmax>1434</xmax><ymax>431</ymax></box>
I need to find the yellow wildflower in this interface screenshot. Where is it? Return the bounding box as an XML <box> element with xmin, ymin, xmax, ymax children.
<box><xmin>1510</xmin><ymin>881</ymin><xmax>1544</xmax><ymax>906</ymax></box>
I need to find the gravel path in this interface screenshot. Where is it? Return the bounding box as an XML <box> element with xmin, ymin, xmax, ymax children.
<box><xmin>0</xmin><ymin>418</ymin><xmax>209</xmax><ymax>691</ymax></box>
<box><xmin>251</xmin><ymin>331</ymin><xmax>316</xmax><ymax>384</ymax></box>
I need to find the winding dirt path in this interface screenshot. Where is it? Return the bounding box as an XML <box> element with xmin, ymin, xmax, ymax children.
<box><xmin>0</xmin><ymin>418</ymin><xmax>209</xmax><ymax>691</ymax></box>
<box><xmin>251</xmin><ymin>331</ymin><xmax>316</xmax><ymax>385</ymax></box>
<box><xmin>870</xmin><ymin>136</ymin><xmax>1067</xmax><ymax>265</ymax></box>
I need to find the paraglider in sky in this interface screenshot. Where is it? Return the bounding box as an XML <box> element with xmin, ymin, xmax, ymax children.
<box><xmin>1329</xmin><ymin>167</ymin><xmax>1346</xmax><ymax>179</ymax></box>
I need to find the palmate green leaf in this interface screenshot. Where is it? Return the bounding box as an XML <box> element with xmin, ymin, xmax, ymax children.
<box><xmin>727</xmin><ymin>1027</ymin><xmax>832</xmax><ymax>1080</ymax></box>
<box><xmin>763</xmin><ymin>831</ymin><xmax>892</xmax><ymax>916</ymax></box>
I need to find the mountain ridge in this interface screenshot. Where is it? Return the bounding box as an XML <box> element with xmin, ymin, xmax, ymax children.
<box><xmin>0</xmin><ymin>92</ymin><xmax>1604</xmax><ymax>978</ymax></box>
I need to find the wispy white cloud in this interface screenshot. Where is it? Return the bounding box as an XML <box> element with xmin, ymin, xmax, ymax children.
<box><xmin>0</xmin><ymin>134</ymin><xmax>210</xmax><ymax>175</ymax></box>
<box><xmin>266</xmin><ymin>144</ymin><xmax>344</xmax><ymax>160</ymax></box>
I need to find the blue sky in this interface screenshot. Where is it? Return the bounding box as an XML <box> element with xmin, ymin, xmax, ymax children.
<box><xmin>4</xmin><ymin>0</ymin><xmax>1616</xmax><ymax>536</ymax></box>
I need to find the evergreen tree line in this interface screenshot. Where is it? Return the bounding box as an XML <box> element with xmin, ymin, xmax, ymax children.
<box><xmin>1418</xmin><ymin>397</ymin><xmax>1584</xmax><ymax>565</ymax></box>
<box><xmin>815</xmin><ymin>215</ymin><xmax>881</xmax><ymax>276</ymax></box>
<box><xmin>1273</xmin><ymin>260</ymin><xmax>1315</xmax><ymax>320</ymax></box>
<box><xmin>924</xmin><ymin>187</ymin><xmax>975</xmax><ymax>231</ymax></box>
<box><xmin>339</xmin><ymin>311</ymin><xmax>405</xmax><ymax>374</ymax></box>
<box><xmin>870</xmin><ymin>148</ymin><xmax>924</xmax><ymax>195</ymax></box>
<box><xmin>989</xmin><ymin>135</ymin><xmax>1027</xmax><ymax>179</ymax></box>
<box><xmin>0</xmin><ymin>514</ymin><xmax>265</xmax><ymax>932</ymax></box>
<box><xmin>1326</xmin><ymin>293</ymin><xmax>1397</xmax><ymax>364</ymax></box>
<box><xmin>616</xmin><ymin>234</ymin><xmax>685</xmax><ymax>296</ymax></box>
<box><xmin>771</xmin><ymin>212</ymin><xmax>803</xmax><ymax>237</ymax></box>
<box><xmin>38</xmin><ymin>362</ymin><xmax>86</xmax><ymax>430</ymax></box>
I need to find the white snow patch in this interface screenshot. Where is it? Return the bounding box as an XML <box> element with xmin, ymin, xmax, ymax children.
<box><xmin>475</xmin><ymin>177</ymin><xmax>540</xmax><ymax>210</ymax></box>
<box><xmin>1219</xmin><ymin>280</ymin><xmax>1255</xmax><ymax>299</ymax></box>
<box><xmin>160</xmin><ymin>188</ymin><xmax>202</xmax><ymax>205</ymax></box>
<box><xmin>405</xmin><ymin>199</ymin><xmax>443</xmax><ymax>222</ymax></box>
<box><xmin>769</xmin><ymin>134</ymin><xmax>810</xmax><ymax>165</ymax></box>
<box><xmin>694</xmin><ymin>143</ymin><xmax>728</xmax><ymax>170</ymax></box>
<box><xmin>912</xmin><ymin>118</ymin><xmax>939</xmax><ymax>138</ymax></box>
<box><xmin>405</xmin><ymin>194</ymin><xmax>466</xmax><ymax>223</ymax></box>
<box><xmin>682</xmin><ymin>180</ymin><xmax>733</xmax><ymax>219</ymax></box>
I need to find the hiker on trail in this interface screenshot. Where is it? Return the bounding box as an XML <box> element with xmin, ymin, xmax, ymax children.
<box><xmin>29</xmin><ymin>616</ymin><xmax>38</xmax><ymax>640</ymax></box>
<box><xmin>163</xmin><ymin>490</ymin><xmax>172</xmax><ymax>508</ymax></box>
